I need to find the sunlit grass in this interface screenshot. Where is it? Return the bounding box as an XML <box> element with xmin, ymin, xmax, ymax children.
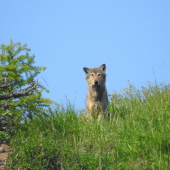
<box><xmin>7</xmin><ymin>82</ymin><xmax>170</xmax><ymax>169</ymax></box>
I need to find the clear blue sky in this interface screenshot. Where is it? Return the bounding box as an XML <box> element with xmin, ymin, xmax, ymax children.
<box><xmin>1</xmin><ymin>1</ymin><xmax>170</xmax><ymax>110</ymax></box>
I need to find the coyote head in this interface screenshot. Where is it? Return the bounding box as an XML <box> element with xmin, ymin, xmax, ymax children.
<box><xmin>83</xmin><ymin>64</ymin><xmax>106</xmax><ymax>88</ymax></box>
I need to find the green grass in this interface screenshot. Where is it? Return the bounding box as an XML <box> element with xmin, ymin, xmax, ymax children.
<box><xmin>7</xmin><ymin>82</ymin><xmax>170</xmax><ymax>169</ymax></box>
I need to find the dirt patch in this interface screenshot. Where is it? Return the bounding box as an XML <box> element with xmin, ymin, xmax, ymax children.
<box><xmin>0</xmin><ymin>144</ymin><xmax>13</xmax><ymax>170</ymax></box>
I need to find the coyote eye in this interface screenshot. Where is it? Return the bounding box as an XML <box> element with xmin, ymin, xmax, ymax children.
<box><xmin>98</xmin><ymin>74</ymin><xmax>101</xmax><ymax>77</ymax></box>
<box><xmin>91</xmin><ymin>74</ymin><xmax>94</xmax><ymax>76</ymax></box>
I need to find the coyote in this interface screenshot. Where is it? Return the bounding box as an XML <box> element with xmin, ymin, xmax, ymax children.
<box><xmin>83</xmin><ymin>64</ymin><xmax>109</xmax><ymax>119</ymax></box>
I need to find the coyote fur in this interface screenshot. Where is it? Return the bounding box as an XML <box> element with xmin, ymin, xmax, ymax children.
<box><xmin>83</xmin><ymin>64</ymin><xmax>108</xmax><ymax>119</ymax></box>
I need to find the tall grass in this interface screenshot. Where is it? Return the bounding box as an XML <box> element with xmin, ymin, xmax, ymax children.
<box><xmin>7</xmin><ymin>82</ymin><xmax>170</xmax><ymax>169</ymax></box>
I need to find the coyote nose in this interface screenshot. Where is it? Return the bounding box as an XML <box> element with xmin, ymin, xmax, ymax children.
<box><xmin>94</xmin><ymin>80</ymin><xmax>98</xmax><ymax>85</ymax></box>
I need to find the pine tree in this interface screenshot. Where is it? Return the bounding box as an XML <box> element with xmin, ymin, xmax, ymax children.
<box><xmin>0</xmin><ymin>40</ymin><xmax>52</xmax><ymax>141</ymax></box>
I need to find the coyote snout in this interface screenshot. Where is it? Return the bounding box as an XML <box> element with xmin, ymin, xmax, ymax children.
<box><xmin>83</xmin><ymin>64</ymin><xmax>109</xmax><ymax>120</ymax></box>
<box><xmin>94</xmin><ymin>80</ymin><xmax>99</xmax><ymax>86</ymax></box>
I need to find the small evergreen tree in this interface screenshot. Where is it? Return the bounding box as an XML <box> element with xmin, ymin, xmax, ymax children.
<box><xmin>0</xmin><ymin>40</ymin><xmax>52</xmax><ymax>142</ymax></box>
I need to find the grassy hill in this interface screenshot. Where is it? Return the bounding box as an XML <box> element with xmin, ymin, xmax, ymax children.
<box><xmin>7</xmin><ymin>82</ymin><xmax>170</xmax><ymax>169</ymax></box>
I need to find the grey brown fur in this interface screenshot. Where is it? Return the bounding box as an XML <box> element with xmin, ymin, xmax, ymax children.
<box><xmin>83</xmin><ymin>64</ymin><xmax>108</xmax><ymax>119</ymax></box>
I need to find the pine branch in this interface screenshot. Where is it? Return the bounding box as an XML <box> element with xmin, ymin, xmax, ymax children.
<box><xmin>0</xmin><ymin>81</ymin><xmax>38</xmax><ymax>100</ymax></box>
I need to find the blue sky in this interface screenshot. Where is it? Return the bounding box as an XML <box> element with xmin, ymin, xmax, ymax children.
<box><xmin>1</xmin><ymin>1</ymin><xmax>170</xmax><ymax>110</ymax></box>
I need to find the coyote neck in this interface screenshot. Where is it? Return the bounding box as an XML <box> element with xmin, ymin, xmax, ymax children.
<box><xmin>87</xmin><ymin>86</ymin><xmax>106</xmax><ymax>102</ymax></box>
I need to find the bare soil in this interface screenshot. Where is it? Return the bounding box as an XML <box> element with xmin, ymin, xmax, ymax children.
<box><xmin>0</xmin><ymin>144</ymin><xmax>13</xmax><ymax>170</ymax></box>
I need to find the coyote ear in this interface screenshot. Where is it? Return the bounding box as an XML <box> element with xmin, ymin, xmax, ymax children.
<box><xmin>83</xmin><ymin>67</ymin><xmax>89</xmax><ymax>74</ymax></box>
<box><xmin>100</xmin><ymin>64</ymin><xmax>106</xmax><ymax>72</ymax></box>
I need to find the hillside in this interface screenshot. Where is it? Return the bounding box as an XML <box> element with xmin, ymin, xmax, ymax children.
<box><xmin>5</xmin><ymin>82</ymin><xmax>170</xmax><ymax>169</ymax></box>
